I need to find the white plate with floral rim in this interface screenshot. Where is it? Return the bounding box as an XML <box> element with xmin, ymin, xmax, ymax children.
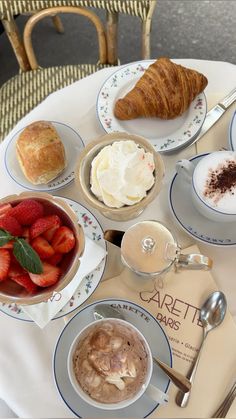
<box><xmin>229</xmin><ymin>110</ymin><xmax>236</xmax><ymax>151</ymax></box>
<box><xmin>96</xmin><ymin>60</ymin><xmax>207</xmax><ymax>153</ymax></box>
<box><xmin>0</xmin><ymin>197</ymin><xmax>107</xmax><ymax>321</ymax></box>
<box><xmin>169</xmin><ymin>153</ymin><xmax>236</xmax><ymax>246</ymax></box>
<box><xmin>53</xmin><ymin>298</ymin><xmax>172</xmax><ymax>418</ymax></box>
<box><xmin>4</xmin><ymin>121</ymin><xmax>84</xmax><ymax>192</ymax></box>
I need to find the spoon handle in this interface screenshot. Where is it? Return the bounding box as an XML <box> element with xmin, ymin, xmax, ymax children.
<box><xmin>153</xmin><ymin>358</ymin><xmax>191</xmax><ymax>393</ymax></box>
<box><xmin>175</xmin><ymin>332</ymin><xmax>207</xmax><ymax>407</ymax></box>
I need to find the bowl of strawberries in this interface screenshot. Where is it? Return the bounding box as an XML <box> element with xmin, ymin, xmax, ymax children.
<box><xmin>0</xmin><ymin>192</ymin><xmax>85</xmax><ymax>305</ymax></box>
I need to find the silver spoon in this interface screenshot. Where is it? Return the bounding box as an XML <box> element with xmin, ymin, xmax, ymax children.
<box><xmin>176</xmin><ymin>291</ymin><xmax>227</xmax><ymax>407</ymax></box>
<box><xmin>93</xmin><ymin>304</ymin><xmax>191</xmax><ymax>393</ymax></box>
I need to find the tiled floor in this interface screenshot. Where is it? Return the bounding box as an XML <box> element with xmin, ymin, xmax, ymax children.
<box><xmin>0</xmin><ymin>0</ymin><xmax>235</xmax><ymax>87</ymax></box>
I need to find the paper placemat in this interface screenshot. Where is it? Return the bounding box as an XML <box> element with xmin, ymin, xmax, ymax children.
<box><xmin>85</xmin><ymin>244</ymin><xmax>236</xmax><ymax>418</ymax></box>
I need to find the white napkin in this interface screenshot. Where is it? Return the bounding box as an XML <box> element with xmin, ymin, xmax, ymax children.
<box><xmin>22</xmin><ymin>236</ymin><xmax>106</xmax><ymax>328</ymax></box>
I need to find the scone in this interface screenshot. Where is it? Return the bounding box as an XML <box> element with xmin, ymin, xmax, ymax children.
<box><xmin>16</xmin><ymin>121</ymin><xmax>67</xmax><ymax>185</ymax></box>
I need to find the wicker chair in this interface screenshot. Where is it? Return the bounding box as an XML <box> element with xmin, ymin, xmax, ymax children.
<box><xmin>0</xmin><ymin>1</ymin><xmax>157</xmax><ymax>142</ymax></box>
<box><xmin>0</xmin><ymin>1</ymin><xmax>157</xmax><ymax>69</ymax></box>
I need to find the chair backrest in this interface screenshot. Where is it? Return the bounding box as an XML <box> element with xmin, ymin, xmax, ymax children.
<box><xmin>23</xmin><ymin>6</ymin><xmax>108</xmax><ymax>69</ymax></box>
<box><xmin>0</xmin><ymin>1</ymin><xmax>157</xmax><ymax>68</ymax></box>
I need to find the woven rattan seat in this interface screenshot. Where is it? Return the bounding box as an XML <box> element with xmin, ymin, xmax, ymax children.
<box><xmin>0</xmin><ymin>1</ymin><xmax>152</xmax><ymax>19</ymax></box>
<box><xmin>0</xmin><ymin>63</ymin><xmax>107</xmax><ymax>141</ymax></box>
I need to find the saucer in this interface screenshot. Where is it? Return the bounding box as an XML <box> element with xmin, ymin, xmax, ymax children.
<box><xmin>169</xmin><ymin>153</ymin><xmax>236</xmax><ymax>246</ymax></box>
<box><xmin>228</xmin><ymin>110</ymin><xmax>236</xmax><ymax>150</ymax></box>
<box><xmin>53</xmin><ymin>299</ymin><xmax>172</xmax><ymax>418</ymax></box>
<box><xmin>4</xmin><ymin>121</ymin><xmax>84</xmax><ymax>192</ymax></box>
<box><xmin>0</xmin><ymin>197</ymin><xmax>107</xmax><ymax>321</ymax></box>
<box><xmin>96</xmin><ymin>60</ymin><xmax>207</xmax><ymax>153</ymax></box>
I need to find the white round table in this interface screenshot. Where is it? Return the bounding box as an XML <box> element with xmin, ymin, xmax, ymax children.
<box><xmin>0</xmin><ymin>59</ymin><xmax>236</xmax><ymax>418</ymax></box>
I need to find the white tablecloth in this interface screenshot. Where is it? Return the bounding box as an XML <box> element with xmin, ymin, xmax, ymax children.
<box><xmin>0</xmin><ymin>59</ymin><xmax>236</xmax><ymax>418</ymax></box>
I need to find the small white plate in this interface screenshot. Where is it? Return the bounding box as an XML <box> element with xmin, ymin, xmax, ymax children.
<box><xmin>96</xmin><ymin>60</ymin><xmax>207</xmax><ymax>153</ymax></box>
<box><xmin>169</xmin><ymin>153</ymin><xmax>236</xmax><ymax>246</ymax></box>
<box><xmin>229</xmin><ymin>110</ymin><xmax>236</xmax><ymax>150</ymax></box>
<box><xmin>0</xmin><ymin>197</ymin><xmax>107</xmax><ymax>321</ymax></box>
<box><xmin>53</xmin><ymin>298</ymin><xmax>171</xmax><ymax>418</ymax></box>
<box><xmin>4</xmin><ymin>121</ymin><xmax>84</xmax><ymax>191</ymax></box>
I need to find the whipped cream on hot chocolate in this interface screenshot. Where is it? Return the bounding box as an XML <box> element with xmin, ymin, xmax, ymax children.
<box><xmin>72</xmin><ymin>320</ymin><xmax>148</xmax><ymax>404</ymax></box>
<box><xmin>90</xmin><ymin>140</ymin><xmax>155</xmax><ymax>208</ymax></box>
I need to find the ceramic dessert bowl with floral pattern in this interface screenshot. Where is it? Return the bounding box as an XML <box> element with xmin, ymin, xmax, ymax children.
<box><xmin>75</xmin><ymin>132</ymin><xmax>165</xmax><ymax>221</ymax></box>
<box><xmin>0</xmin><ymin>192</ymin><xmax>85</xmax><ymax>305</ymax></box>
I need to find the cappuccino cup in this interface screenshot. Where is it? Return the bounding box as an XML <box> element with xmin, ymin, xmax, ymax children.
<box><xmin>176</xmin><ymin>151</ymin><xmax>236</xmax><ymax>222</ymax></box>
<box><xmin>67</xmin><ymin>318</ymin><xmax>169</xmax><ymax>410</ymax></box>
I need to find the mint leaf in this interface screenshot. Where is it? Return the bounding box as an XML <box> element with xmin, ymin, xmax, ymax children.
<box><xmin>0</xmin><ymin>229</ymin><xmax>14</xmax><ymax>247</ymax></box>
<box><xmin>13</xmin><ymin>238</ymin><xmax>43</xmax><ymax>274</ymax></box>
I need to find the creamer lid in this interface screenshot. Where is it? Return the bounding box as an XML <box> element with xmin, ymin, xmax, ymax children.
<box><xmin>120</xmin><ymin>220</ymin><xmax>178</xmax><ymax>275</ymax></box>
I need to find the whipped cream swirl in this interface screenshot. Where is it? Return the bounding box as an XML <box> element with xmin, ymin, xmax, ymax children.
<box><xmin>90</xmin><ymin>140</ymin><xmax>155</xmax><ymax>208</ymax></box>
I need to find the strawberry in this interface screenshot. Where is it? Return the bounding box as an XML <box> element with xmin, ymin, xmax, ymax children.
<box><xmin>31</xmin><ymin>236</ymin><xmax>55</xmax><ymax>260</ymax></box>
<box><xmin>43</xmin><ymin>217</ymin><xmax>61</xmax><ymax>242</ymax></box>
<box><xmin>10</xmin><ymin>273</ymin><xmax>38</xmax><ymax>293</ymax></box>
<box><xmin>9</xmin><ymin>250</ymin><xmax>21</xmax><ymax>266</ymax></box>
<box><xmin>30</xmin><ymin>215</ymin><xmax>61</xmax><ymax>239</ymax></box>
<box><xmin>8</xmin><ymin>263</ymin><xmax>25</xmax><ymax>279</ymax></box>
<box><xmin>51</xmin><ymin>226</ymin><xmax>75</xmax><ymax>253</ymax></box>
<box><xmin>8</xmin><ymin>199</ymin><xmax>44</xmax><ymax>225</ymax></box>
<box><xmin>1</xmin><ymin>240</ymin><xmax>14</xmax><ymax>249</ymax></box>
<box><xmin>22</xmin><ymin>227</ymin><xmax>30</xmax><ymax>240</ymax></box>
<box><xmin>0</xmin><ymin>215</ymin><xmax>23</xmax><ymax>236</ymax></box>
<box><xmin>0</xmin><ymin>203</ymin><xmax>12</xmax><ymax>218</ymax></box>
<box><xmin>29</xmin><ymin>262</ymin><xmax>60</xmax><ymax>287</ymax></box>
<box><xmin>48</xmin><ymin>252</ymin><xmax>63</xmax><ymax>266</ymax></box>
<box><xmin>0</xmin><ymin>249</ymin><xmax>11</xmax><ymax>281</ymax></box>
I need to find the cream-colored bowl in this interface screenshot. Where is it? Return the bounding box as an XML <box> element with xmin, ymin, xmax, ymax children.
<box><xmin>0</xmin><ymin>192</ymin><xmax>85</xmax><ymax>305</ymax></box>
<box><xmin>75</xmin><ymin>132</ymin><xmax>165</xmax><ymax>221</ymax></box>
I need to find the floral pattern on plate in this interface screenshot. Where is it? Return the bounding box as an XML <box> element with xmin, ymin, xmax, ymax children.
<box><xmin>0</xmin><ymin>197</ymin><xmax>107</xmax><ymax>321</ymax></box>
<box><xmin>96</xmin><ymin>60</ymin><xmax>207</xmax><ymax>153</ymax></box>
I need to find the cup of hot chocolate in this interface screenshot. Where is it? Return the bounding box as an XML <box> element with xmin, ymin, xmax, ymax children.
<box><xmin>176</xmin><ymin>151</ymin><xmax>236</xmax><ymax>222</ymax></box>
<box><xmin>67</xmin><ymin>319</ymin><xmax>169</xmax><ymax>410</ymax></box>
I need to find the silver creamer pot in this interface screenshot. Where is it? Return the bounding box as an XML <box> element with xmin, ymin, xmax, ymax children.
<box><xmin>104</xmin><ymin>220</ymin><xmax>212</xmax><ymax>281</ymax></box>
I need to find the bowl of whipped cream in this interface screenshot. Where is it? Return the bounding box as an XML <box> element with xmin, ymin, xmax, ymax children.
<box><xmin>75</xmin><ymin>132</ymin><xmax>165</xmax><ymax>221</ymax></box>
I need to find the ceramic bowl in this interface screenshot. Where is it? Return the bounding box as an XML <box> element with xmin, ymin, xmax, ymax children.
<box><xmin>75</xmin><ymin>132</ymin><xmax>165</xmax><ymax>221</ymax></box>
<box><xmin>67</xmin><ymin>318</ymin><xmax>153</xmax><ymax>410</ymax></box>
<box><xmin>0</xmin><ymin>192</ymin><xmax>85</xmax><ymax>305</ymax></box>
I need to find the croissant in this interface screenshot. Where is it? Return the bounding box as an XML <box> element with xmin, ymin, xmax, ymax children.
<box><xmin>114</xmin><ymin>57</ymin><xmax>208</xmax><ymax>120</ymax></box>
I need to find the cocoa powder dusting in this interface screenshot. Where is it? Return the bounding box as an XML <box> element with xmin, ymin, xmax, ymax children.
<box><xmin>204</xmin><ymin>159</ymin><xmax>236</xmax><ymax>203</ymax></box>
